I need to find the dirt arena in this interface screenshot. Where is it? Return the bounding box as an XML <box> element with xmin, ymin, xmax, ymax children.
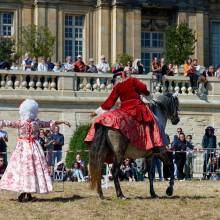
<box><xmin>0</xmin><ymin>181</ymin><xmax>220</xmax><ymax>220</ymax></box>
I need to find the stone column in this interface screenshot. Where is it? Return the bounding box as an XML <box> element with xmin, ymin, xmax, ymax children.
<box><xmin>125</xmin><ymin>8</ymin><xmax>141</xmax><ymax>60</ymax></box>
<box><xmin>111</xmin><ymin>6</ymin><xmax>124</xmax><ymax>63</ymax></box>
<box><xmin>177</xmin><ymin>11</ymin><xmax>188</xmax><ymax>24</ymax></box>
<box><xmin>196</xmin><ymin>12</ymin><xmax>205</xmax><ymax>65</ymax></box>
<box><xmin>34</xmin><ymin>0</ymin><xmax>47</xmax><ymax>27</ymax></box>
<box><xmin>96</xmin><ymin>5</ymin><xmax>111</xmax><ymax>62</ymax></box>
<box><xmin>47</xmin><ymin>6</ymin><xmax>58</xmax><ymax>62</ymax></box>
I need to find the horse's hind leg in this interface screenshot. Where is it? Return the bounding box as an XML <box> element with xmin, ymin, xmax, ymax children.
<box><xmin>111</xmin><ymin>161</ymin><xmax>126</xmax><ymax>199</ymax></box>
<box><xmin>97</xmin><ymin>179</ymin><xmax>104</xmax><ymax>200</ymax></box>
<box><xmin>147</xmin><ymin>156</ymin><xmax>158</xmax><ymax>198</ymax></box>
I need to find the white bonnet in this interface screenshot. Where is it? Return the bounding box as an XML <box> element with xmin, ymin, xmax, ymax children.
<box><xmin>19</xmin><ymin>99</ymin><xmax>39</xmax><ymax>120</ymax></box>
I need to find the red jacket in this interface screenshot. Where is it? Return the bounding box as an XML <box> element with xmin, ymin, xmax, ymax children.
<box><xmin>101</xmin><ymin>77</ymin><xmax>153</xmax><ymax>122</ymax></box>
<box><xmin>74</xmin><ymin>60</ymin><xmax>86</xmax><ymax>72</ymax></box>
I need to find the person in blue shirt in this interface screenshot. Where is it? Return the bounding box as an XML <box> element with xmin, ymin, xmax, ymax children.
<box><xmin>51</xmin><ymin>126</ymin><xmax>64</xmax><ymax>166</ymax></box>
<box><xmin>47</xmin><ymin>57</ymin><xmax>55</xmax><ymax>71</ymax></box>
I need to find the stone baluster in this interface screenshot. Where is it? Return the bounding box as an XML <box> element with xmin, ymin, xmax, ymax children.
<box><xmin>174</xmin><ymin>81</ymin><xmax>180</xmax><ymax>94</ymax></box>
<box><xmin>14</xmin><ymin>75</ymin><xmax>20</xmax><ymax>89</ymax></box>
<box><xmin>6</xmin><ymin>75</ymin><xmax>13</xmax><ymax>89</ymax></box>
<box><xmin>43</xmin><ymin>77</ymin><xmax>49</xmax><ymax>90</ymax></box>
<box><xmin>100</xmin><ymin>81</ymin><xmax>106</xmax><ymax>92</ymax></box>
<box><xmin>85</xmin><ymin>77</ymin><xmax>92</xmax><ymax>91</ymax></box>
<box><xmin>20</xmin><ymin>75</ymin><xmax>28</xmax><ymax>90</ymax></box>
<box><xmin>29</xmin><ymin>75</ymin><xmax>35</xmax><ymax>90</ymax></box>
<box><xmin>155</xmin><ymin>84</ymin><xmax>161</xmax><ymax>94</ymax></box>
<box><xmin>50</xmin><ymin>76</ymin><xmax>57</xmax><ymax>90</ymax></box>
<box><xmin>78</xmin><ymin>77</ymin><xmax>85</xmax><ymax>91</ymax></box>
<box><xmin>0</xmin><ymin>74</ymin><xmax>6</xmax><ymax>89</ymax></box>
<box><xmin>36</xmin><ymin>76</ymin><xmax>42</xmax><ymax>90</ymax></box>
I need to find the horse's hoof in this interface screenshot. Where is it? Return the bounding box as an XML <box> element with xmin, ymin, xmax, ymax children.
<box><xmin>99</xmin><ymin>195</ymin><xmax>105</xmax><ymax>200</ymax></box>
<box><xmin>118</xmin><ymin>195</ymin><xmax>127</xmax><ymax>200</ymax></box>
<box><xmin>166</xmin><ymin>186</ymin><xmax>173</xmax><ymax>196</ymax></box>
<box><xmin>150</xmin><ymin>192</ymin><xmax>158</xmax><ymax>199</ymax></box>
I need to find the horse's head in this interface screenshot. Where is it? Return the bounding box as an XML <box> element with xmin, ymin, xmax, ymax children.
<box><xmin>153</xmin><ymin>93</ymin><xmax>180</xmax><ymax>125</ymax></box>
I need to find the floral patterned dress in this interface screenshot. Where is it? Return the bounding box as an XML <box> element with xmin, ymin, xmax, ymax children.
<box><xmin>0</xmin><ymin>119</ymin><xmax>55</xmax><ymax>194</ymax></box>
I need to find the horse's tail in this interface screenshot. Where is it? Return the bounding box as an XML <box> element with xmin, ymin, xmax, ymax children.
<box><xmin>89</xmin><ymin>124</ymin><xmax>109</xmax><ymax>190</ymax></box>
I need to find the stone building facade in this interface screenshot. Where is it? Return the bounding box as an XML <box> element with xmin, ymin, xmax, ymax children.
<box><xmin>1</xmin><ymin>0</ymin><xmax>220</xmax><ymax>71</ymax></box>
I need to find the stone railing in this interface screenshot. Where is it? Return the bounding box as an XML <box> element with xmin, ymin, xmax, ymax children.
<box><xmin>0</xmin><ymin>70</ymin><xmax>220</xmax><ymax>97</ymax></box>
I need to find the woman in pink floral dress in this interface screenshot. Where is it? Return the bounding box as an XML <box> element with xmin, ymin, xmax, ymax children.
<box><xmin>0</xmin><ymin>99</ymin><xmax>70</xmax><ymax>202</ymax></box>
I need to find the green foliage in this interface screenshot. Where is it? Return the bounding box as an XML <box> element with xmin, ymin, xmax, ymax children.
<box><xmin>0</xmin><ymin>37</ymin><xmax>16</xmax><ymax>62</ymax></box>
<box><xmin>19</xmin><ymin>25</ymin><xmax>55</xmax><ymax>58</ymax></box>
<box><xmin>65</xmin><ymin>124</ymin><xmax>91</xmax><ymax>168</ymax></box>
<box><xmin>165</xmin><ymin>23</ymin><xmax>197</xmax><ymax>66</ymax></box>
<box><xmin>116</xmin><ymin>53</ymin><xmax>133</xmax><ymax>66</ymax></box>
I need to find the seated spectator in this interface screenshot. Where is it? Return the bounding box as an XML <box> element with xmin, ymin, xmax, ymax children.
<box><xmin>47</xmin><ymin>57</ymin><xmax>55</xmax><ymax>71</ymax></box>
<box><xmin>22</xmin><ymin>52</ymin><xmax>32</xmax><ymax>71</ymax></box>
<box><xmin>133</xmin><ymin>59</ymin><xmax>144</xmax><ymax>74</ymax></box>
<box><xmin>74</xmin><ymin>55</ymin><xmax>86</xmax><ymax>72</ymax></box>
<box><xmin>38</xmin><ymin>57</ymin><xmax>48</xmax><ymax>72</ymax></box>
<box><xmin>53</xmin><ymin>61</ymin><xmax>62</xmax><ymax>72</ymax></box>
<box><xmin>10</xmin><ymin>62</ymin><xmax>19</xmax><ymax>71</ymax></box>
<box><xmin>71</xmin><ymin>162</ymin><xmax>85</xmax><ymax>182</ymax></box>
<box><xmin>75</xmin><ymin>153</ymin><xmax>85</xmax><ymax>174</ymax></box>
<box><xmin>151</xmin><ymin>57</ymin><xmax>161</xmax><ymax>82</ymax></box>
<box><xmin>86</xmin><ymin>58</ymin><xmax>98</xmax><ymax>73</ymax></box>
<box><xmin>54</xmin><ymin>160</ymin><xmax>68</xmax><ymax>181</ymax></box>
<box><xmin>207</xmin><ymin>155</ymin><xmax>219</xmax><ymax>180</ymax></box>
<box><xmin>97</xmin><ymin>55</ymin><xmax>110</xmax><ymax>74</ymax></box>
<box><xmin>206</xmin><ymin>65</ymin><xmax>215</xmax><ymax>77</ymax></box>
<box><xmin>215</xmin><ymin>65</ymin><xmax>220</xmax><ymax>78</ymax></box>
<box><xmin>124</xmin><ymin>60</ymin><xmax>134</xmax><ymax>75</ymax></box>
<box><xmin>112</xmin><ymin>63</ymin><xmax>124</xmax><ymax>74</ymax></box>
<box><xmin>193</xmin><ymin>59</ymin><xmax>202</xmax><ymax>76</ymax></box>
<box><xmin>63</xmin><ymin>56</ymin><xmax>73</xmax><ymax>72</ymax></box>
<box><xmin>167</xmin><ymin>63</ymin><xmax>174</xmax><ymax>76</ymax></box>
<box><xmin>31</xmin><ymin>57</ymin><xmax>38</xmax><ymax>71</ymax></box>
<box><xmin>120</xmin><ymin>158</ymin><xmax>135</xmax><ymax>182</ymax></box>
<box><xmin>0</xmin><ymin>156</ymin><xmax>6</xmax><ymax>179</ymax></box>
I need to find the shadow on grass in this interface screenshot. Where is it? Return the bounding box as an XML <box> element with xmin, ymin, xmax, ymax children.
<box><xmin>32</xmin><ymin>194</ymin><xmax>88</xmax><ymax>203</ymax></box>
<box><xmin>134</xmin><ymin>195</ymin><xmax>216</xmax><ymax>200</ymax></box>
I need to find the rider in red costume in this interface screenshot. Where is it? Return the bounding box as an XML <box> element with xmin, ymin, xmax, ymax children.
<box><xmin>86</xmin><ymin>72</ymin><xmax>164</xmax><ymax>150</ymax></box>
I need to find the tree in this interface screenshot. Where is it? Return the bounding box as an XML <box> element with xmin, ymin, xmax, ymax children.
<box><xmin>19</xmin><ymin>25</ymin><xmax>55</xmax><ymax>58</ymax></box>
<box><xmin>165</xmin><ymin>23</ymin><xmax>197</xmax><ymax>72</ymax></box>
<box><xmin>65</xmin><ymin>124</ymin><xmax>91</xmax><ymax>169</ymax></box>
<box><xmin>0</xmin><ymin>37</ymin><xmax>16</xmax><ymax>62</ymax></box>
<box><xmin>116</xmin><ymin>53</ymin><xmax>133</xmax><ymax>66</ymax></box>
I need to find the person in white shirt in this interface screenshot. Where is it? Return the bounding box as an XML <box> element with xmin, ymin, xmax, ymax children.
<box><xmin>37</xmin><ymin>57</ymin><xmax>48</xmax><ymax>72</ymax></box>
<box><xmin>22</xmin><ymin>52</ymin><xmax>33</xmax><ymax>71</ymax></box>
<box><xmin>10</xmin><ymin>62</ymin><xmax>19</xmax><ymax>71</ymax></box>
<box><xmin>63</xmin><ymin>56</ymin><xmax>73</xmax><ymax>72</ymax></box>
<box><xmin>193</xmin><ymin>59</ymin><xmax>201</xmax><ymax>76</ymax></box>
<box><xmin>53</xmin><ymin>61</ymin><xmax>62</xmax><ymax>72</ymax></box>
<box><xmin>97</xmin><ymin>55</ymin><xmax>110</xmax><ymax>74</ymax></box>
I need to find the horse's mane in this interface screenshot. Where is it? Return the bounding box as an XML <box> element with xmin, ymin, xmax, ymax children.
<box><xmin>152</xmin><ymin>93</ymin><xmax>179</xmax><ymax>117</ymax></box>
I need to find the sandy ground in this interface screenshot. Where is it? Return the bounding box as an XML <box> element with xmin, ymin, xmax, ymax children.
<box><xmin>0</xmin><ymin>180</ymin><xmax>219</xmax><ymax>220</ymax></box>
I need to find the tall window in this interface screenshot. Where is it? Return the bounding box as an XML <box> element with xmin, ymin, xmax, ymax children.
<box><xmin>211</xmin><ymin>22</ymin><xmax>220</xmax><ymax>67</ymax></box>
<box><xmin>141</xmin><ymin>32</ymin><xmax>164</xmax><ymax>72</ymax></box>
<box><xmin>64</xmin><ymin>15</ymin><xmax>84</xmax><ymax>60</ymax></box>
<box><xmin>0</xmin><ymin>12</ymin><xmax>13</xmax><ymax>36</ymax></box>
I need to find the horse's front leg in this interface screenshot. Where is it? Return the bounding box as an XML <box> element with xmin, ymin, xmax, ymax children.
<box><xmin>159</xmin><ymin>151</ymin><xmax>174</xmax><ymax>196</ymax></box>
<box><xmin>147</xmin><ymin>156</ymin><xmax>158</xmax><ymax>198</ymax></box>
<box><xmin>111</xmin><ymin>161</ymin><xmax>126</xmax><ymax>199</ymax></box>
<box><xmin>97</xmin><ymin>179</ymin><xmax>104</xmax><ymax>199</ymax></box>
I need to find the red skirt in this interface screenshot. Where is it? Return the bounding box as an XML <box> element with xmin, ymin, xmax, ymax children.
<box><xmin>85</xmin><ymin>109</ymin><xmax>164</xmax><ymax>151</ymax></box>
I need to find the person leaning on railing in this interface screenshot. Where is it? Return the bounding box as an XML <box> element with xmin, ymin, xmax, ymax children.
<box><xmin>202</xmin><ymin>126</ymin><xmax>217</xmax><ymax>179</ymax></box>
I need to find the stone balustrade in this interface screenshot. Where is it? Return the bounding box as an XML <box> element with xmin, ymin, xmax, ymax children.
<box><xmin>0</xmin><ymin>70</ymin><xmax>220</xmax><ymax>98</ymax></box>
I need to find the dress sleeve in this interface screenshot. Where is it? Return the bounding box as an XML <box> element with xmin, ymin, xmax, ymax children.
<box><xmin>101</xmin><ymin>87</ymin><xmax>119</xmax><ymax>110</ymax></box>
<box><xmin>0</xmin><ymin>120</ymin><xmax>20</xmax><ymax>128</ymax></box>
<box><xmin>38</xmin><ymin>120</ymin><xmax>56</xmax><ymax>130</ymax></box>
<box><xmin>132</xmin><ymin>78</ymin><xmax>150</xmax><ymax>96</ymax></box>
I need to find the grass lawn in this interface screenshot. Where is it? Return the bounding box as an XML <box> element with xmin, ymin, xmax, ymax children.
<box><xmin>0</xmin><ymin>180</ymin><xmax>219</xmax><ymax>220</ymax></box>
